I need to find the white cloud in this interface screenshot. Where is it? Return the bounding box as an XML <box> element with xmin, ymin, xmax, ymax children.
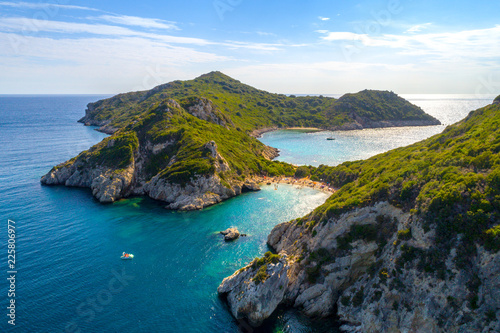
<box><xmin>0</xmin><ymin>1</ymin><xmax>98</xmax><ymax>11</ymax></box>
<box><xmin>318</xmin><ymin>25</ymin><xmax>500</xmax><ymax>60</ymax></box>
<box><xmin>221</xmin><ymin>40</ymin><xmax>283</xmax><ymax>51</ymax></box>
<box><xmin>318</xmin><ymin>16</ymin><xmax>330</xmax><ymax>21</ymax></box>
<box><xmin>0</xmin><ymin>17</ymin><xmax>290</xmax><ymax>51</ymax></box>
<box><xmin>318</xmin><ymin>31</ymin><xmax>366</xmax><ymax>41</ymax></box>
<box><xmin>0</xmin><ymin>32</ymin><xmax>228</xmax><ymax>65</ymax></box>
<box><xmin>0</xmin><ymin>17</ymin><xmax>210</xmax><ymax>45</ymax></box>
<box><xmin>405</xmin><ymin>23</ymin><xmax>432</xmax><ymax>34</ymax></box>
<box><xmin>95</xmin><ymin>15</ymin><xmax>179</xmax><ymax>30</ymax></box>
<box><xmin>0</xmin><ymin>32</ymin><xmax>231</xmax><ymax>93</ymax></box>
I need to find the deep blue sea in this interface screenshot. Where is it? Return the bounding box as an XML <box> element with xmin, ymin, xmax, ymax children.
<box><xmin>0</xmin><ymin>94</ymin><xmax>494</xmax><ymax>332</ymax></box>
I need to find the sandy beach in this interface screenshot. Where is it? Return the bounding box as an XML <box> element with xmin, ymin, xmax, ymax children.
<box><xmin>250</xmin><ymin>126</ymin><xmax>325</xmax><ymax>138</ymax></box>
<box><xmin>284</xmin><ymin>127</ymin><xmax>323</xmax><ymax>131</ymax></box>
<box><xmin>248</xmin><ymin>175</ymin><xmax>336</xmax><ymax>196</ymax></box>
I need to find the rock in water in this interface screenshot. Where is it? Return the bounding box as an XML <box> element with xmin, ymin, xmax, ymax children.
<box><xmin>218</xmin><ymin>254</ymin><xmax>289</xmax><ymax>327</ymax></box>
<box><xmin>220</xmin><ymin>228</ymin><xmax>240</xmax><ymax>241</ymax></box>
<box><xmin>242</xmin><ymin>181</ymin><xmax>261</xmax><ymax>192</ymax></box>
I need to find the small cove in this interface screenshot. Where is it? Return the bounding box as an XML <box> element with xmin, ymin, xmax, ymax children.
<box><xmin>259</xmin><ymin>95</ymin><xmax>492</xmax><ymax>167</ymax></box>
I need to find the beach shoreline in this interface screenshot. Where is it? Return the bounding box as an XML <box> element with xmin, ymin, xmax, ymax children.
<box><xmin>250</xmin><ymin>127</ymin><xmax>325</xmax><ymax>138</ymax></box>
<box><xmin>248</xmin><ymin>175</ymin><xmax>335</xmax><ymax>196</ymax></box>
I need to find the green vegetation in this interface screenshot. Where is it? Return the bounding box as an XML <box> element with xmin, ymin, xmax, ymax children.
<box><xmin>372</xmin><ymin>290</ymin><xmax>383</xmax><ymax>302</ymax></box>
<box><xmin>294</xmin><ymin>166</ymin><xmax>310</xmax><ymax>178</ymax></box>
<box><xmin>329</xmin><ymin>90</ymin><xmax>436</xmax><ymax>123</ymax></box>
<box><xmin>304</xmin><ymin>248</ymin><xmax>335</xmax><ymax>283</ymax></box>
<box><xmin>483</xmin><ymin>225</ymin><xmax>500</xmax><ymax>251</ymax></box>
<box><xmin>486</xmin><ymin>309</ymin><xmax>496</xmax><ymax>322</ymax></box>
<box><xmin>251</xmin><ymin>251</ymin><xmax>281</xmax><ymax>270</ymax></box>
<box><xmin>78</xmin><ymin>131</ymin><xmax>139</xmax><ymax>170</ymax></box>
<box><xmin>250</xmin><ymin>251</ymin><xmax>281</xmax><ymax>284</ymax></box>
<box><xmin>306</xmin><ymin>265</ymin><xmax>321</xmax><ymax>283</ymax></box>
<box><xmin>83</xmin><ymin>71</ymin><xmax>438</xmax><ymax>135</ymax></box>
<box><xmin>68</xmin><ymin>71</ymin><xmax>436</xmax><ymax>192</ymax></box>
<box><xmin>397</xmin><ymin>228</ymin><xmax>412</xmax><ymax>241</ymax></box>
<box><xmin>73</xmin><ymin>96</ymin><xmax>296</xmax><ymax>186</ymax></box>
<box><xmin>303</xmin><ymin>98</ymin><xmax>500</xmax><ymax>279</ymax></box>
<box><xmin>252</xmin><ymin>265</ymin><xmax>269</xmax><ymax>285</ymax></box>
<box><xmin>309</xmin><ymin>248</ymin><xmax>333</xmax><ymax>264</ymax></box>
<box><xmin>336</xmin><ymin>215</ymin><xmax>396</xmax><ymax>251</ymax></box>
<box><xmin>302</xmin><ymin>215</ymin><xmax>396</xmax><ymax>283</ymax></box>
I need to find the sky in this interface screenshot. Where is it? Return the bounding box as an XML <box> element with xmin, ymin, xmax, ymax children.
<box><xmin>1</xmin><ymin>0</ymin><xmax>499</xmax><ymax>94</ymax></box>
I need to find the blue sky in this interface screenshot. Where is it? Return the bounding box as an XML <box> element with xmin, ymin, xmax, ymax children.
<box><xmin>1</xmin><ymin>0</ymin><xmax>499</xmax><ymax>94</ymax></box>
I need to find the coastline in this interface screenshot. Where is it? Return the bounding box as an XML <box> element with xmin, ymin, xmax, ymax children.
<box><xmin>249</xmin><ymin>119</ymin><xmax>442</xmax><ymax>139</ymax></box>
<box><xmin>248</xmin><ymin>175</ymin><xmax>335</xmax><ymax>196</ymax></box>
<box><xmin>285</xmin><ymin>127</ymin><xmax>323</xmax><ymax>131</ymax></box>
<box><xmin>250</xmin><ymin>127</ymin><xmax>324</xmax><ymax>138</ymax></box>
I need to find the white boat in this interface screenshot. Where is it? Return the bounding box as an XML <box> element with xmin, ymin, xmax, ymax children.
<box><xmin>121</xmin><ymin>253</ymin><xmax>134</xmax><ymax>260</ymax></box>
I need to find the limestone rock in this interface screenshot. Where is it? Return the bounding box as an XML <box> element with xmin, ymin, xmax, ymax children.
<box><xmin>40</xmin><ymin>165</ymin><xmax>74</xmax><ymax>185</ymax></box>
<box><xmin>203</xmin><ymin>141</ymin><xmax>231</xmax><ymax>173</ymax></box>
<box><xmin>41</xmin><ymin>161</ymin><xmax>134</xmax><ymax>203</ymax></box>
<box><xmin>144</xmin><ymin>174</ymin><xmax>236</xmax><ymax>211</ymax></box>
<box><xmin>262</xmin><ymin>145</ymin><xmax>280</xmax><ymax>160</ymax></box>
<box><xmin>242</xmin><ymin>182</ymin><xmax>260</xmax><ymax>192</ymax></box>
<box><xmin>220</xmin><ymin>228</ymin><xmax>240</xmax><ymax>241</ymax></box>
<box><xmin>41</xmin><ymin>132</ymin><xmax>254</xmax><ymax>210</ymax></box>
<box><xmin>185</xmin><ymin>97</ymin><xmax>233</xmax><ymax>127</ymax></box>
<box><xmin>218</xmin><ymin>255</ymin><xmax>290</xmax><ymax>327</ymax></box>
<box><xmin>219</xmin><ymin>201</ymin><xmax>500</xmax><ymax>331</ymax></box>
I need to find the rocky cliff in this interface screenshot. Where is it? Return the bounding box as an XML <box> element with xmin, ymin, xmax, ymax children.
<box><xmin>42</xmin><ymin>97</ymin><xmax>277</xmax><ymax>209</ymax></box>
<box><xmin>219</xmin><ymin>202</ymin><xmax>499</xmax><ymax>332</ymax></box>
<box><xmin>41</xmin><ymin>136</ymin><xmax>263</xmax><ymax>210</ymax></box>
<box><xmin>218</xmin><ymin>97</ymin><xmax>500</xmax><ymax>331</ymax></box>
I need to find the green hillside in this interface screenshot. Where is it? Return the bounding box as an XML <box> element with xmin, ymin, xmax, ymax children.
<box><xmin>59</xmin><ymin>98</ymin><xmax>295</xmax><ymax>185</ymax></box>
<box><xmin>80</xmin><ymin>71</ymin><xmax>439</xmax><ymax>134</ymax></box>
<box><xmin>304</xmin><ymin>98</ymin><xmax>500</xmax><ymax>266</ymax></box>
<box><xmin>44</xmin><ymin>72</ymin><xmax>440</xmax><ymax>208</ymax></box>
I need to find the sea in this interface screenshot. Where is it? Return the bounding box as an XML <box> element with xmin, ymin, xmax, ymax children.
<box><xmin>0</xmin><ymin>94</ymin><xmax>494</xmax><ymax>332</ymax></box>
<box><xmin>260</xmin><ymin>94</ymin><xmax>495</xmax><ymax>167</ymax></box>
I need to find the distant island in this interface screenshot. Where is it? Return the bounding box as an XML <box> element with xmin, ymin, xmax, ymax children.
<box><xmin>218</xmin><ymin>96</ymin><xmax>500</xmax><ymax>332</ymax></box>
<box><xmin>41</xmin><ymin>71</ymin><xmax>440</xmax><ymax>210</ymax></box>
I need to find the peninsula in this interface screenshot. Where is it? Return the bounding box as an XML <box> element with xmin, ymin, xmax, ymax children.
<box><xmin>41</xmin><ymin>72</ymin><xmax>440</xmax><ymax>210</ymax></box>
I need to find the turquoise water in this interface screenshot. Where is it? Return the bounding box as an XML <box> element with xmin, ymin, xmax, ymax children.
<box><xmin>260</xmin><ymin>95</ymin><xmax>493</xmax><ymax>167</ymax></box>
<box><xmin>0</xmin><ymin>96</ymin><xmax>332</xmax><ymax>332</ymax></box>
<box><xmin>1</xmin><ymin>94</ymin><xmax>493</xmax><ymax>332</ymax></box>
